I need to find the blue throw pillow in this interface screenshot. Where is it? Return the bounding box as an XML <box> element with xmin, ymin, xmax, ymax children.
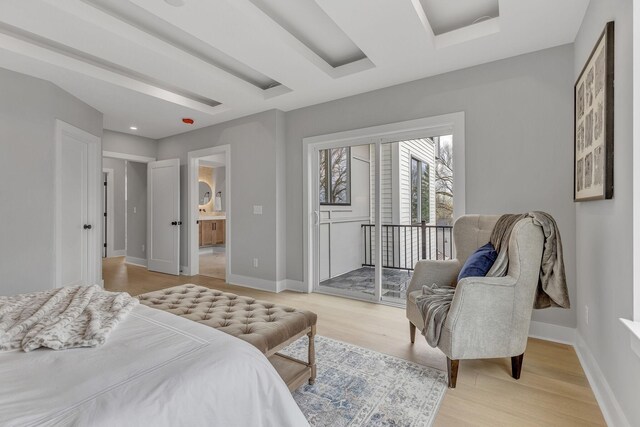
<box><xmin>457</xmin><ymin>242</ymin><xmax>498</xmax><ymax>282</ymax></box>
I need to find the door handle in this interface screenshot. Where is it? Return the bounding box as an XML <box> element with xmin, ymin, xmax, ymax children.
<box><xmin>177</xmin><ymin>221</ymin><xmax>183</xmax><ymax>226</ymax></box>
<box><xmin>171</xmin><ymin>221</ymin><xmax>177</xmax><ymax>226</ymax></box>
<box><xmin>83</xmin><ymin>224</ymin><xmax>92</xmax><ymax>230</ymax></box>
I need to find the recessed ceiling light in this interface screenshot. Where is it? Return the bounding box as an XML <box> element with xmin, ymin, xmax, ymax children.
<box><xmin>130</xmin><ymin>126</ymin><xmax>138</xmax><ymax>130</ymax></box>
<box><xmin>164</xmin><ymin>0</ymin><xmax>185</xmax><ymax>6</ymax></box>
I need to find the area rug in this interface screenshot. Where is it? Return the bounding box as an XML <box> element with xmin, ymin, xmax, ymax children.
<box><xmin>280</xmin><ymin>335</ymin><xmax>447</xmax><ymax>427</ymax></box>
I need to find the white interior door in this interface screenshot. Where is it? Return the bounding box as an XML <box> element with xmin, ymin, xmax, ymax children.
<box><xmin>56</xmin><ymin>121</ymin><xmax>100</xmax><ymax>288</ymax></box>
<box><xmin>147</xmin><ymin>159</ymin><xmax>181</xmax><ymax>275</ymax></box>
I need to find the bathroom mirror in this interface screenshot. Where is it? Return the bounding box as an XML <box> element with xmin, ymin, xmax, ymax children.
<box><xmin>199</xmin><ymin>181</ymin><xmax>212</xmax><ymax>205</ymax></box>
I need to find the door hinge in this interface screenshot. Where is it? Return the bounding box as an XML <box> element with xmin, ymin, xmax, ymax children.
<box><xmin>104</xmin><ymin>243</ymin><xmax>107</xmax><ymax>248</ymax></box>
<box><xmin>104</xmin><ymin>182</ymin><xmax>107</xmax><ymax>186</ymax></box>
<box><xmin>104</xmin><ymin>212</ymin><xmax>107</xmax><ymax>217</ymax></box>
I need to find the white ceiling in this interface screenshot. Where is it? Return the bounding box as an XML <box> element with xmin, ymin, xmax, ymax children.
<box><xmin>0</xmin><ymin>0</ymin><xmax>589</xmax><ymax>139</ymax></box>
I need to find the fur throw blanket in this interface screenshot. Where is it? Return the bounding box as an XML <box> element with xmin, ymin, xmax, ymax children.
<box><xmin>0</xmin><ymin>285</ymin><xmax>137</xmax><ymax>352</ymax></box>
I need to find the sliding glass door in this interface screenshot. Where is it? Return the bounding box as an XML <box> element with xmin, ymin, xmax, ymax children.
<box><xmin>312</xmin><ymin>133</ymin><xmax>455</xmax><ymax>307</ymax></box>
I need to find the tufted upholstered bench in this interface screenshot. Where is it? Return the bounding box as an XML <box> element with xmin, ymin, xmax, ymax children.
<box><xmin>138</xmin><ymin>284</ymin><xmax>317</xmax><ymax>390</ymax></box>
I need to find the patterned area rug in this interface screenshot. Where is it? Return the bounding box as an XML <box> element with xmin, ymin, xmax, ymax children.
<box><xmin>280</xmin><ymin>336</ymin><xmax>447</xmax><ymax>427</ymax></box>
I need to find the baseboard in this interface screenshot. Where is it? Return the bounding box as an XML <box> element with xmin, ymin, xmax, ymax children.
<box><xmin>528</xmin><ymin>321</ymin><xmax>576</xmax><ymax>345</ymax></box>
<box><xmin>125</xmin><ymin>256</ymin><xmax>147</xmax><ymax>268</ymax></box>
<box><xmin>574</xmin><ymin>333</ymin><xmax>631</xmax><ymax>427</ymax></box>
<box><xmin>108</xmin><ymin>250</ymin><xmax>126</xmax><ymax>258</ymax></box>
<box><xmin>227</xmin><ymin>273</ymin><xmax>281</xmax><ymax>293</ymax></box>
<box><xmin>180</xmin><ymin>265</ymin><xmax>192</xmax><ymax>276</ymax></box>
<box><xmin>284</xmin><ymin>279</ymin><xmax>307</xmax><ymax>293</ymax></box>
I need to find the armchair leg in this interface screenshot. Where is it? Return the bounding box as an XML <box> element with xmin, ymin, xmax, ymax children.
<box><xmin>511</xmin><ymin>353</ymin><xmax>524</xmax><ymax>380</ymax></box>
<box><xmin>409</xmin><ymin>322</ymin><xmax>416</xmax><ymax>344</ymax></box>
<box><xmin>447</xmin><ymin>358</ymin><xmax>459</xmax><ymax>388</ymax></box>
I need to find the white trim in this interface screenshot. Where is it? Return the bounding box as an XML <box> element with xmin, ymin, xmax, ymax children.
<box><xmin>634</xmin><ymin>0</ymin><xmax>640</xmax><ymax>322</ymax></box>
<box><xmin>303</xmin><ymin>113</ymin><xmax>466</xmax><ymax>295</ymax></box>
<box><xmin>180</xmin><ymin>265</ymin><xmax>192</xmax><ymax>276</ymax></box>
<box><xmin>575</xmin><ymin>333</ymin><xmax>631</xmax><ymax>427</ymax></box>
<box><xmin>109</xmin><ymin>249</ymin><xmax>126</xmax><ymax>257</ymax></box>
<box><xmin>528</xmin><ymin>321</ymin><xmax>576</xmax><ymax>345</ymax></box>
<box><xmin>620</xmin><ymin>318</ymin><xmax>640</xmax><ymax>359</ymax></box>
<box><xmin>102</xmin><ymin>168</ymin><xmax>115</xmax><ymax>258</ymax></box>
<box><xmin>285</xmin><ymin>279</ymin><xmax>306</xmax><ymax>292</ymax></box>
<box><xmin>103</xmin><ymin>150</ymin><xmax>155</xmax><ymax>164</ymax></box>
<box><xmin>54</xmin><ymin>120</ymin><xmax>101</xmax><ymax>288</ymax></box>
<box><xmin>187</xmin><ymin>145</ymin><xmax>231</xmax><ymax>282</ymax></box>
<box><xmin>125</xmin><ymin>256</ymin><xmax>147</xmax><ymax>268</ymax></box>
<box><xmin>227</xmin><ymin>273</ymin><xmax>282</xmax><ymax>293</ymax></box>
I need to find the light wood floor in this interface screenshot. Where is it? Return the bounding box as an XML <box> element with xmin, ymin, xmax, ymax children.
<box><xmin>199</xmin><ymin>250</ymin><xmax>226</xmax><ymax>279</ymax></box>
<box><xmin>103</xmin><ymin>257</ymin><xmax>605</xmax><ymax>426</ymax></box>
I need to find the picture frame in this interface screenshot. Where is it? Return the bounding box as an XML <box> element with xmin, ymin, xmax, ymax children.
<box><xmin>574</xmin><ymin>21</ymin><xmax>614</xmax><ymax>201</ymax></box>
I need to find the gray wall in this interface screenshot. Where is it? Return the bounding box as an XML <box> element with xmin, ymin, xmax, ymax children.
<box><xmin>0</xmin><ymin>67</ymin><xmax>102</xmax><ymax>296</ymax></box>
<box><xmin>126</xmin><ymin>161</ymin><xmax>147</xmax><ymax>260</ymax></box>
<box><xmin>284</xmin><ymin>44</ymin><xmax>577</xmax><ymax>329</ymax></box>
<box><xmin>102</xmin><ymin>130</ymin><xmax>157</xmax><ymax>159</ymax></box>
<box><xmin>156</xmin><ymin>111</ymin><xmax>285</xmax><ymax>284</ymax></box>
<box><xmin>574</xmin><ymin>1</ymin><xmax>640</xmax><ymax>425</ymax></box>
<box><xmin>102</xmin><ymin>157</ymin><xmax>126</xmax><ymax>252</ymax></box>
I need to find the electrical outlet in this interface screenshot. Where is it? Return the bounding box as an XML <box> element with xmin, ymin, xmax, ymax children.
<box><xmin>585</xmin><ymin>305</ymin><xmax>589</xmax><ymax>325</ymax></box>
<box><xmin>133</xmin><ymin>207</ymin><xmax>137</xmax><ymax>214</ymax></box>
<box><xmin>253</xmin><ymin>205</ymin><xmax>263</xmax><ymax>215</ymax></box>
<box><xmin>253</xmin><ymin>258</ymin><xmax>259</xmax><ymax>268</ymax></box>
<box><xmin>142</xmin><ymin>244</ymin><xmax>145</xmax><ymax>253</ymax></box>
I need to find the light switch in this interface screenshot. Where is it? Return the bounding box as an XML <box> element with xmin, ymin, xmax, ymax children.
<box><xmin>253</xmin><ymin>205</ymin><xmax>263</xmax><ymax>215</ymax></box>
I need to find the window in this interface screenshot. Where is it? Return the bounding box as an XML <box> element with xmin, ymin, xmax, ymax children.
<box><xmin>319</xmin><ymin>147</ymin><xmax>351</xmax><ymax>205</ymax></box>
<box><xmin>411</xmin><ymin>157</ymin><xmax>430</xmax><ymax>223</ymax></box>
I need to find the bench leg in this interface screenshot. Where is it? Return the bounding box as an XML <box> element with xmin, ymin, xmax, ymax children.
<box><xmin>308</xmin><ymin>325</ymin><xmax>316</xmax><ymax>385</ymax></box>
<box><xmin>409</xmin><ymin>322</ymin><xmax>416</xmax><ymax>344</ymax></box>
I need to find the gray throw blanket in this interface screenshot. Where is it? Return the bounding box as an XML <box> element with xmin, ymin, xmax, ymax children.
<box><xmin>488</xmin><ymin>212</ymin><xmax>570</xmax><ymax>309</ymax></box>
<box><xmin>416</xmin><ymin>212</ymin><xmax>569</xmax><ymax>347</ymax></box>
<box><xmin>0</xmin><ymin>285</ymin><xmax>138</xmax><ymax>352</ymax></box>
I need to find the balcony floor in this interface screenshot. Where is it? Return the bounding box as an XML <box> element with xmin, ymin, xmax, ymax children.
<box><xmin>319</xmin><ymin>267</ymin><xmax>412</xmax><ymax>302</ymax></box>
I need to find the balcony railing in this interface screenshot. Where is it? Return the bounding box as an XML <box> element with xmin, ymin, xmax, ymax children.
<box><xmin>361</xmin><ymin>221</ymin><xmax>453</xmax><ymax>270</ymax></box>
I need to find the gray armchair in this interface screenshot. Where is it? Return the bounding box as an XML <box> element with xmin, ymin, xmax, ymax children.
<box><xmin>406</xmin><ymin>215</ymin><xmax>544</xmax><ymax>387</ymax></box>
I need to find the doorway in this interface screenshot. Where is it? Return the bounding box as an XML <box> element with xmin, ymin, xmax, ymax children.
<box><xmin>102</xmin><ymin>169</ymin><xmax>114</xmax><ymax>258</ymax></box>
<box><xmin>304</xmin><ymin>113</ymin><xmax>466</xmax><ymax>306</ymax></box>
<box><xmin>197</xmin><ymin>156</ymin><xmax>227</xmax><ymax>279</ymax></box>
<box><xmin>101</xmin><ymin>151</ymin><xmax>156</xmax><ymax>280</ymax></box>
<box><xmin>187</xmin><ymin>145</ymin><xmax>231</xmax><ymax>281</ymax></box>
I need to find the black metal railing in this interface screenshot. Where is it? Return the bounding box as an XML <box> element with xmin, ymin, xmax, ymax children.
<box><xmin>361</xmin><ymin>221</ymin><xmax>453</xmax><ymax>270</ymax></box>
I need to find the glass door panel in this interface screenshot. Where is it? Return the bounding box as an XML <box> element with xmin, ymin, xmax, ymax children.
<box><xmin>316</xmin><ymin>143</ymin><xmax>376</xmax><ymax>301</ymax></box>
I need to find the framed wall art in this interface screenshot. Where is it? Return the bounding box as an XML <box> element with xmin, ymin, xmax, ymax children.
<box><xmin>574</xmin><ymin>21</ymin><xmax>614</xmax><ymax>201</ymax></box>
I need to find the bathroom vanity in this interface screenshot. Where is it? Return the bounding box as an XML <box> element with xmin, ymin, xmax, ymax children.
<box><xmin>199</xmin><ymin>217</ymin><xmax>225</xmax><ymax>247</ymax></box>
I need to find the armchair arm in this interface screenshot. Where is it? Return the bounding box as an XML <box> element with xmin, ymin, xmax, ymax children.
<box><xmin>441</xmin><ymin>275</ymin><xmax>525</xmax><ymax>359</ymax></box>
<box><xmin>406</xmin><ymin>259</ymin><xmax>461</xmax><ymax>295</ymax></box>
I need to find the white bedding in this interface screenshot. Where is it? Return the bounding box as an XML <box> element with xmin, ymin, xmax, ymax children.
<box><xmin>0</xmin><ymin>304</ymin><xmax>309</xmax><ymax>427</ymax></box>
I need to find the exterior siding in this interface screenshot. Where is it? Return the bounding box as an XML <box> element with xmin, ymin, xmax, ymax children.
<box><xmin>367</xmin><ymin>139</ymin><xmax>437</xmax><ymax>269</ymax></box>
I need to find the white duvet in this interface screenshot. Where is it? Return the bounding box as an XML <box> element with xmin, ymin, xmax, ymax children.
<box><xmin>0</xmin><ymin>304</ymin><xmax>309</xmax><ymax>427</ymax></box>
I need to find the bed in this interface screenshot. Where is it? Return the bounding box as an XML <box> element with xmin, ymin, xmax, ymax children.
<box><xmin>0</xmin><ymin>304</ymin><xmax>309</xmax><ymax>427</ymax></box>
